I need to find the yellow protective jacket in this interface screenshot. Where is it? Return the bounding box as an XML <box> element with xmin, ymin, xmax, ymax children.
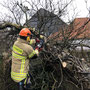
<box><xmin>11</xmin><ymin>38</ymin><xmax>38</xmax><ymax>82</ymax></box>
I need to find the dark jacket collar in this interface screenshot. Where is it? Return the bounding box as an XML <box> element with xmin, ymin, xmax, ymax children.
<box><xmin>17</xmin><ymin>38</ymin><xmax>29</xmax><ymax>44</ymax></box>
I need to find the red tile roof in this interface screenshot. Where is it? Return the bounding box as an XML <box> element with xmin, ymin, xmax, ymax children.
<box><xmin>49</xmin><ymin>18</ymin><xmax>90</xmax><ymax>40</ymax></box>
<box><xmin>70</xmin><ymin>18</ymin><xmax>90</xmax><ymax>39</ymax></box>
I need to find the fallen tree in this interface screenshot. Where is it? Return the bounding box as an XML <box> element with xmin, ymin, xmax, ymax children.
<box><xmin>0</xmin><ymin>0</ymin><xmax>90</xmax><ymax>89</ymax></box>
<box><xmin>0</xmin><ymin>20</ymin><xmax>90</xmax><ymax>90</ymax></box>
<box><xmin>27</xmin><ymin>42</ymin><xmax>90</xmax><ymax>90</ymax></box>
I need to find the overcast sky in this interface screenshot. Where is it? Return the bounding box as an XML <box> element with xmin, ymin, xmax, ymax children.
<box><xmin>73</xmin><ymin>0</ymin><xmax>89</xmax><ymax>17</ymax></box>
<box><xmin>61</xmin><ymin>0</ymin><xmax>90</xmax><ymax>22</ymax></box>
<box><xmin>0</xmin><ymin>0</ymin><xmax>89</xmax><ymax>23</ymax></box>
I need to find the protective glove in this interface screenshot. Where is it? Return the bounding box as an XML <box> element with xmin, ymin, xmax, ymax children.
<box><xmin>40</xmin><ymin>35</ymin><xmax>47</xmax><ymax>43</ymax></box>
<box><xmin>35</xmin><ymin>38</ymin><xmax>40</xmax><ymax>43</ymax></box>
<box><xmin>40</xmin><ymin>35</ymin><xmax>44</xmax><ymax>39</ymax></box>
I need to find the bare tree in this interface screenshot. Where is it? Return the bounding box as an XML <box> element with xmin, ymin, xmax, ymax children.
<box><xmin>0</xmin><ymin>0</ymin><xmax>90</xmax><ymax>90</ymax></box>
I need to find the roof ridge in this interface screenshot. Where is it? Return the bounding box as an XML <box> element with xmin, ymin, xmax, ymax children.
<box><xmin>75</xmin><ymin>17</ymin><xmax>90</xmax><ymax>19</ymax></box>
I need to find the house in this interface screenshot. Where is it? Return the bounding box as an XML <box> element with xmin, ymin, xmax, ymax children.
<box><xmin>48</xmin><ymin>17</ymin><xmax>90</xmax><ymax>59</ymax></box>
<box><xmin>70</xmin><ymin>18</ymin><xmax>90</xmax><ymax>60</ymax></box>
<box><xmin>49</xmin><ymin>18</ymin><xmax>90</xmax><ymax>47</ymax></box>
<box><xmin>26</xmin><ymin>8</ymin><xmax>67</xmax><ymax>36</ymax></box>
<box><xmin>70</xmin><ymin>18</ymin><xmax>90</xmax><ymax>50</ymax></box>
<box><xmin>69</xmin><ymin>18</ymin><xmax>90</xmax><ymax>39</ymax></box>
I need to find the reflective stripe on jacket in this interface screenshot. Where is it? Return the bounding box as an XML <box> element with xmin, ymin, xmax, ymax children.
<box><xmin>11</xmin><ymin>38</ymin><xmax>38</xmax><ymax>82</ymax></box>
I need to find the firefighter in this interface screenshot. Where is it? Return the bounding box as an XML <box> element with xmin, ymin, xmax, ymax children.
<box><xmin>11</xmin><ymin>28</ymin><xmax>44</xmax><ymax>90</ymax></box>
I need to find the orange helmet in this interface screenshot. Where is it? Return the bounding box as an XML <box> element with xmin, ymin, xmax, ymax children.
<box><xmin>19</xmin><ymin>28</ymin><xmax>31</xmax><ymax>37</ymax></box>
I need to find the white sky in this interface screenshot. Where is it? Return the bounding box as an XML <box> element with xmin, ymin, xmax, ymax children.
<box><xmin>59</xmin><ymin>0</ymin><xmax>90</xmax><ymax>23</ymax></box>
<box><xmin>0</xmin><ymin>0</ymin><xmax>89</xmax><ymax>23</ymax></box>
<box><xmin>73</xmin><ymin>0</ymin><xmax>89</xmax><ymax>17</ymax></box>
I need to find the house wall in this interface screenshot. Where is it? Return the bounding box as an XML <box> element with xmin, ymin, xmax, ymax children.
<box><xmin>71</xmin><ymin>39</ymin><xmax>90</xmax><ymax>61</ymax></box>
